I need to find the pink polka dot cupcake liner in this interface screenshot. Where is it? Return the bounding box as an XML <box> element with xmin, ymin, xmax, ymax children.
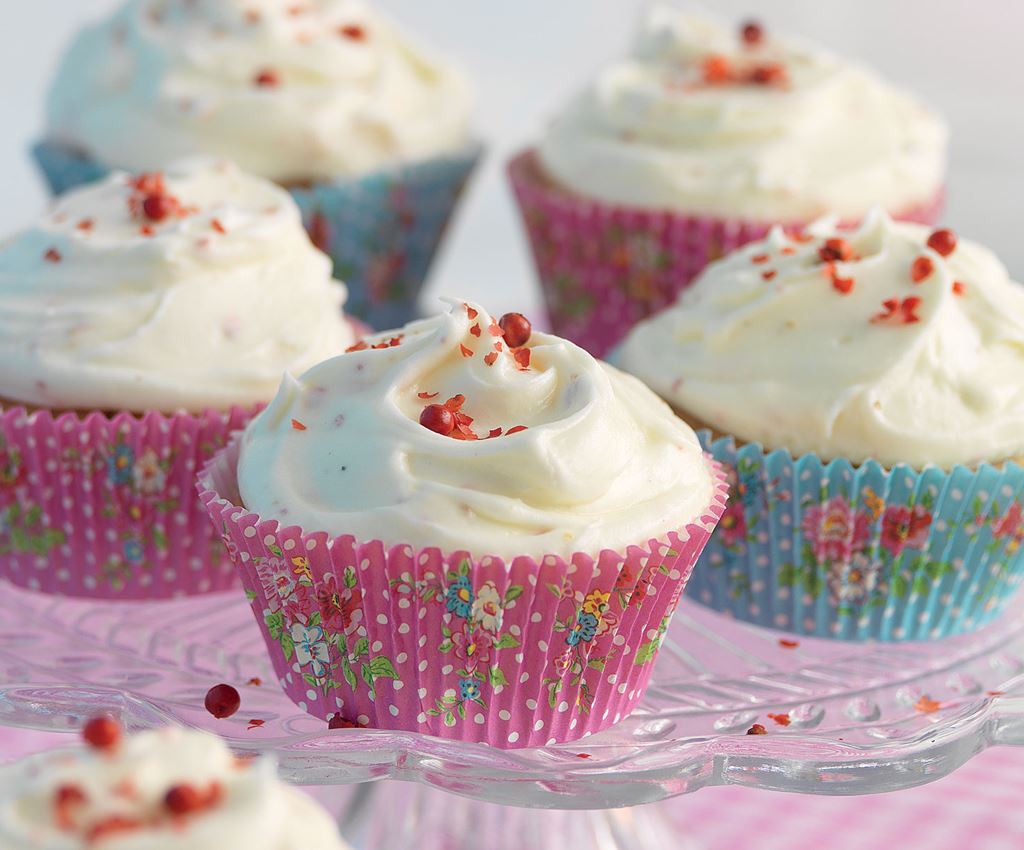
<box><xmin>198</xmin><ymin>434</ymin><xmax>728</xmax><ymax>748</ymax></box>
<box><xmin>507</xmin><ymin>148</ymin><xmax>946</xmax><ymax>358</ymax></box>
<box><xmin>0</xmin><ymin>404</ymin><xmax>256</xmax><ymax>599</ymax></box>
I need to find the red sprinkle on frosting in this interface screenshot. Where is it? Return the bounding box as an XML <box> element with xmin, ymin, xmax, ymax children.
<box><xmin>911</xmin><ymin>255</ymin><xmax>934</xmax><ymax>283</ymax></box>
<box><xmin>499</xmin><ymin>312</ymin><xmax>532</xmax><ymax>348</ymax></box>
<box><xmin>927</xmin><ymin>228</ymin><xmax>957</xmax><ymax>257</ymax></box>
<box><xmin>254</xmin><ymin>68</ymin><xmax>280</xmax><ymax>87</ymax></box>
<box><xmin>872</xmin><ymin>296</ymin><xmax>922</xmax><ymax>326</ymax></box>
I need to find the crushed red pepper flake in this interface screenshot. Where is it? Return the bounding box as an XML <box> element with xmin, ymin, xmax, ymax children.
<box><xmin>247</xmin><ymin>677</ymin><xmax>262</xmax><ymax>686</ymax></box>
<box><xmin>469</xmin><ymin>323</ymin><xmax>482</xmax><ymax>337</ymax></box>
<box><xmin>339</xmin><ymin>23</ymin><xmax>367</xmax><ymax>40</ymax></box>
<box><xmin>514</xmin><ymin>348</ymin><xmax>532</xmax><ymax>370</ymax></box>
<box><xmin>55</xmin><ymin>785</ymin><xmax>87</xmax><ymax>830</ymax></box>
<box><xmin>211</xmin><ymin>218</ymin><xmax>227</xmax><ymax>234</ymax></box>
<box><xmin>778</xmin><ymin>638</ymin><xmax>799</xmax><ymax>648</ymax></box>
<box><xmin>987</xmin><ymin>690</ymin><xmax>1005</xmax><ymax>697</ymax></box>
<box><xmin>747</xmin><ymin>62</ymin><xmax>787</xmax><ymax>86</ymax></box>
<box><xmin>76</xmin><ymin>218</ymin><xmax>94</xmax><ymax>231</ymax></box>
<box><xmin>780</xmin><ymin>246</ymin><xmax>796</xmax><ymax>255</ymax></box>
<box><xmin>254</xmin><ymin>68</ymin><xmax>280</xmax><ymax>87</ymax></box>
<box><xmin>488</xmin><ymin>320</ymin><xmax>503</xmax><ymax>337</ymax></box>
<box><xmin>702</xmin><ymin>54</ymin><xmax>733</xmax><ymax>84</ymax></box>
<box><xmin>751</xmin><ymin>253</ymin><xmax>770</xmax><ymax>264</ymax></box>
<box><xmin>465</xmin><ymin>304</ymin><xmax>478</xmax><ymax>320</ymax></box>
<box><xmin>44</xmin><ymin>247</ymin><xmax>62</xmax><ymax>263</ymax></box>
<box><xmin>832</xmin><ymin>275</ymin><xmax>854</xmax><ymax>294</ymax></box>
<box><xmin>746</xmin><ymin>723</ymin><xmax>768</xmax><ymax>735</ymax></box>
<box><xmin>740</xmin><ymin>20</ymin><xmax>764</xmax><ymax>45</ymax></box>
<box><xmin>370</xmin><ymin>335</ymin><xmax>403</xmax><ymax>349</ymax></box>
<box><xmin>345</xmin><ymin>340</ymin><xmax>369</xmax><ymax>353</ymax></box>
<box><xmin>506</xmin><ymin>425</ymin><xmax>528</xmax><ymax>435</ymax></box>
<box><xmin>915</xmin><ymin>696</ymin><xmax>941</xmax><ymax>714</ymax></box>
<box><xmin>911</xmin><ymin>255</ymin><xmax>934</xmax><ymax>283</ymax></box>
<box><xmin>576</xmin><ymin>752</ymin><xmax>592</xmax><ymax>759</ymax></box>
<box><xmin>417</xmin><ymin>391</ymin><xmax>439</xmax><ymax>400</ymax></box>
<box><xmin>484</xmin><ymin>351</ymin><xmax>498</xmax><ymax>366</ymax></box>
<box><xmin>952</xmin><ymin>280</ymin><xmax>966</xmax><ymax>296</ymax></box>
<box><xmin>487</xmin><ymin>427</ymin><xmax>503</xmax><ymax>438</ymax></box>
<box><xmin>767</xmin><ymin>712</ymin><xmax>791</xmax><ymax>727</ymax></box>
<box><xmin>761</xmin><ymin>270</ymin><xmax>776</xmax><ymax>281</ymax></box>
<box><xmin>819</xmin><ymin>238</ymin><xmax>853</xmax><ymax>263</ymax></box>
<box><xmin>871</xmin><ymin>296</ymin><xmax>922</xmax><ymax>326</ymax></box>
<box><xmin>247</xmin><ymin>718</ymin><xmax>265</xmax><ymax>730</ymax></box>
<box><xmin>140</xmin><ymin>225</ymin><xmax>155</xmax><ymax>237</ymax></box>
<box><xmin>927</xmin><ymin>228</ymin><xmax>957</xmax><ymax>257</ymax></box>
<box><xmin>291</xmin><ymin>419</ymin><xmax>307</xmax><ymax>431</ymax></box>
<box><xmin>459</xmin><ymin>343</ymin><xmax>474</xmax><ymax>358</ymax></box>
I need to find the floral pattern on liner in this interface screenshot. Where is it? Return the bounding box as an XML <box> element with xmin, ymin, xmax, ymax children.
<box><xmin>32</xmin><ymin>140</ymin><xmax>482</xmax><ymax>332</ymax></box>
<box><xmin>199</xmin><ymin>435</ymin><xmax>728</xmax><ymax>748</ymax></box>
<box><xmin>507</xmin><ymin>150</ymin><xmax>945</xmax><ymax>358</ymax></box>
<box><xmin>687</xmin><ymin>432</ymin><xmax>1024</xmax><ymax>641</ymax></box>
<box><xmin>0</xmin><ymin>405</ymin><xmax>255</xmax><ymax>598</ymax></box>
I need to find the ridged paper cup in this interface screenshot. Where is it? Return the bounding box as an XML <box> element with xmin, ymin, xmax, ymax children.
<box><xmin>198</xmin><ymin>434</ymin><xmax>728</xmax><ymax>747</ymax></box>
<box><xmin>507</xmin><ymin>148</ymin><xmax>946</xmax><ymax>358</ymax></box>
<box><xmin>31</xmin><ymin>140</ymin><xmax>483</xmax><ymax>330</ymax></box>
<box><xmin>0</xmin><ymin>404</ymin><xmax>256</xmax><ymax>599</ymax></box>
<box><xmin>687</xmin><ymin>431</ymin><xmax>1024</xmax><ymax>642</ymax></box>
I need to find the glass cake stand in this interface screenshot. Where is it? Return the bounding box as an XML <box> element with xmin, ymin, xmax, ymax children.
<box><xmin>1</xmin><ymin>581</ymin><xmax>1022</xmax><ymax>849</ymax></box>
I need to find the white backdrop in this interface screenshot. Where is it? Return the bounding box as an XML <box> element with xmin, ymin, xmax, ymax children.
<box><xmin>2</xmin><ymin>1</ymin><xmax>1021</xmax><ymax>322</ymax></box>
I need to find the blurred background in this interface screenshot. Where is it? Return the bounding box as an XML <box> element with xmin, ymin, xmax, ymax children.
<box><xmin>2</xmin><ymin>0</ymin><xmax>1021</xmax><ymax>321</ymax></box>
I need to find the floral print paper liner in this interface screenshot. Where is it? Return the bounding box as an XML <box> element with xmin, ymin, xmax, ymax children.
<box><xmin>507</xmin><ymin>149</ymin><xmax>945</xmax><ymax>358</ymax></box>
<box><xmin>198</xmin><ymin>436</ymin><xmax>728</xmax><ymax>748</ymax></box>
<box><xmin>32</xmin><ymin>140</ymin><xmax>483</xmax><ymax>331</ymax></box>
<box><xmin>687</xmin><ymin>432</ymin><xmax>1024</xmax><ymax>641</ymax></box>
<box><xmin>0</xmin><ymin>404</ymin><xmax>256</xmax><ymax>599</ymax></box>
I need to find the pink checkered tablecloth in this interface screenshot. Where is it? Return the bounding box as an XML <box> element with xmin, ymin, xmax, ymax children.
<box><xmin>2</xmin><ymin>730</ymin><xmax>1022</xmax><ymax>847</ymax></box>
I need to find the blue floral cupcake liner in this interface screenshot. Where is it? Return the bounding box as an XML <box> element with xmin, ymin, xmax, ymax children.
<box><xmin>688</xmin><ymin>432</ymin><xmax>1024</xmax><ymax>641</ymax></box>
<box><xmin>31</xmin><ymin>140</ymin><xmax>483</xmax><ymax>330</ymax></box>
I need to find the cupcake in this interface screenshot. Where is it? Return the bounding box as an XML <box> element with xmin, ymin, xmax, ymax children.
<box><xmin>0</xmin><ymin>718</ymin><xmax>350</xmax><ymax>849</ymax></box>
<box><xmin>0</xmin><ymin>157</ymin><xmax>358</xmax><ymax>598</ymax></box>
<box><xmin>509</xmin><ymin>5</ymin><xmax>947</xmax><ymax>356</ymax></box>
<box><xmin>618</xmin><ymin>210</ymin><xmax>1024</xmax><ymax>641</ymax></box>
<box><xmin>34</xmin><ymin>0</ymin><xmax>480</xmax><ymax>330</ymax></box>
<box><xmin>199</xmin><ymin>300</ymin><xmax>727</xmax><ymax>747</ymax></box>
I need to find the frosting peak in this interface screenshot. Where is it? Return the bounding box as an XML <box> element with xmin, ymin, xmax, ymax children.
<box><xmin>238</xmin><ymin>300</ymin><xmax>714</xmax><ymax>558</ymax></box>
<box><xmin>539</xmin><ymin>7</ymin><xmax>946</xmax><ymax>220</ymax></box>
<box><xmin>619</xmin><ymin>211</ymin><xmax>1024</xmax><ymax>469</ymax></box>
<box><xmin>0</xmin><ymin>158</ymin><xmax>354</xmax><ymax>413</ymax></box>
<box><xmin>45</xmin><ymin>0</ymin><xmax>473</xmax><ymax>182</ymax></box>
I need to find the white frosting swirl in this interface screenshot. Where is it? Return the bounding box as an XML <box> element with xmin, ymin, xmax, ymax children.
<box><xmin>238</xmin><ymin>300</ymin><xmax>714</xmax><ymax>559</ymax></box>
<box><xmin>0</xmin><ymin>727</ymin><xmax>349</xmax><ymax>850</ymax></box>
<box><xmin>45</xmin><ymin>0</ymin><xmax>473</xmax><ymax>183</ymax></box>
<box><xmin>539</xmin><ymin>7</ymin><xmax>947</xmax><ymax>220</ymax></box>
<box><xmin>0</xmin><ymin>157</ymin><xmax>354</xmax><ymax>413</ymax></box>
<box><xmin>618</xmin><ymin>210</ymin><xmax>1024</xmax><ymax>469</ymax></box>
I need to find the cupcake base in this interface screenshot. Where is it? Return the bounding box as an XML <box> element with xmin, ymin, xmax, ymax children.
<box><xmin>688</xmin><ymin>432</ymin><xmax>1024</xmax><ymax>641</ymax></box>
<box><xmin>198</xmin><ymin>435</ymin><xmax>727</xmax><ymax>747</ymax></box>
<box><xmin>507</xmin><ymin>149</ymin><xmax>946</xmax><ymax>357</ymax></box>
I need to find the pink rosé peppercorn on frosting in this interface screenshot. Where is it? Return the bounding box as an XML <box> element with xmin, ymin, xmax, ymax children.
<box><xmin>618</xmin><ymin>211</ymin><xmax>1024</xmax><ymax>469</ymax></box>
<box><xmin>45</xmin><ymin>0</ymin><xmax>472</xmax><ymax>183</ymax></box>
<box><xmin>0</xmin><ymin>721</ymin><xmax>349</xmax><ymax>849</ymax></box>
<box><xmin>237</xmin><ymin>299</ymin><xmax>715</xmax><ymax>559</ymax></box>
<box><xmin>539</xmin><ymin>6</ymin><xmax>947</xmax><ymax>221</ymax></box>
<box><xmin>0</xmin><ymin>157</ymin><xmax>355</xmax><ymax>413</ymax></box>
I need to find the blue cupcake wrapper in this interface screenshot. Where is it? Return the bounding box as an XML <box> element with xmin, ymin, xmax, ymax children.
<box><xmin>687</xmin><ymin>431</ymin><xmax>1024</xmax><ymax>641</ymax></box>
<box><xmin>31</xmin><ymin>140</ymin><xmax>482</xmax><ymax>330</ymax></box>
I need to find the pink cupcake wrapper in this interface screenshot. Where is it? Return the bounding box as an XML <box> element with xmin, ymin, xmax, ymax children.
<box><xmin>198</xmin><ymin>436</ymin><xmax>728</xmax><ymax>748</ymax></box>
<box><xmin>507</xmin><ymin>148</ymin><xmax>946</xmax><ymax>357</ymax></box>
<box><xmin>0</xmin><ymin>404</ymin><xmax>257</xmax><ymax>599</ymax></box>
